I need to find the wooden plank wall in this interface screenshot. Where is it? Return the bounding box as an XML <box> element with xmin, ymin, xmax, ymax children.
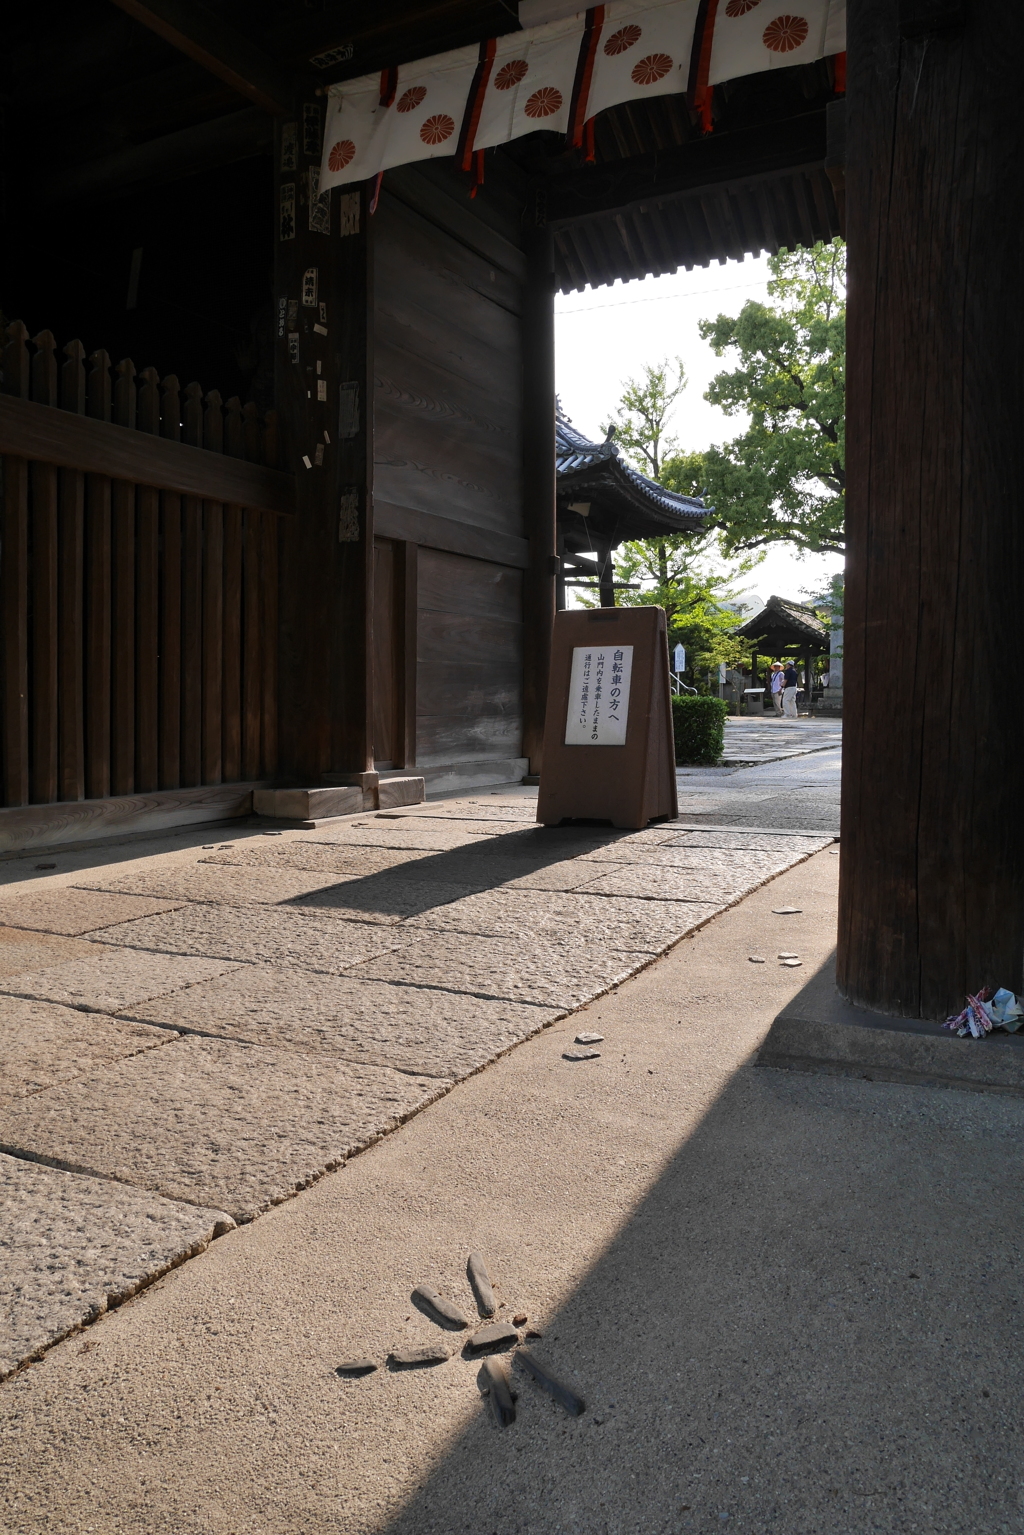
<box><xmin>372</xmin><ymin>179</ymin><xmax>526</xmax><ymax>768</ymax></box>
<box><xmin>0</xmin><ymin>322</ymin><xmax>286</xmax><ymax>809</ymax></box>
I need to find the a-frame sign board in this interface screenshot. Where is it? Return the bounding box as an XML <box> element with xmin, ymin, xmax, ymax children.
<box><xmin>537</xmin><ymin>606</ymin><xmax>678</xmax><ymax>830</ymax></box>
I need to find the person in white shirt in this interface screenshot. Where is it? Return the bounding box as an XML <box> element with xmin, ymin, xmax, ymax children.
<box><xmin>769</xmin><ymin>662</ymin><xmax>785</xmax><ymax>715</ymax></box>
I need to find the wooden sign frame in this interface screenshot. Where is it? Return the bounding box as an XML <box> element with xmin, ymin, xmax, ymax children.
<box><xmin>536</xmin><ymin>606</ymin><xmax>678</xmax><ymax>829</ymax></box>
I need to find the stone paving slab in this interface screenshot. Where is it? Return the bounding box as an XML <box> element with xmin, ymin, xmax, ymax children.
<box><xmin>347</xmin><ymin>932</ymin><xmax>661</xmax><ymax>1008</ymax></box>
<box><xmin>578</xmin><ymin>864</ymin><xmax>778</xmax><ymax>904</ymax></box>
<box><xmin>671</xmin><ymin>830</ymin><xmax>835</xmax><ymax>852</ymax></box>
<box><xmin>578</xmin><ymin>844</ymin><xmax>799</xmax><ymax>875</ymax></box>
<box><xmin>0</xmin><ymin>1037</ymin><xmax>448</xmax><ymax>1222</ymax></box>
<box><xmin>304</xmin><ymin>821</ymin><xmax>531</xmax><ymax>851</ymax></box>
<box><xmin>121</xmin><ymin>965</ymin><xmax>561</xmax><ymax>1078</ymax></box>
<box><xmin>0</xmin><ymin>926</ymin><xmax>98</xmax><ymax>978</ymax></box>
<box><xmin>0</xmin><ymin>1153</ymin><xmax>231</xmax><ymax>1380</ymax></box>
<box><xmin>405</xmin><ymin>888</ymin><xmax>725</xmax><ymax>951</ymax></box>
<box><xmin>286</xmin><ymin>876</ymin><xmax>485</xmax><ymax>925</ymax></box>
<box><xmin>200</xmin><ymin>843</ymin><xmax>432</xmax><ymax>876</ymax></box>
<box><xmin>75</xmin><ymin>864</ymin><xmax>356</xmax><ymax>909</ymax></box>
<box><xmin>0</xmin><ymin>996</ymin><xmax>178</xmax><ymax>1103</ymax></box>
<box><xmin>91</xmin><ymin>903</ymin><xmax>422</xmax><ymax>974</ymax></box>
<box><xmin>0</xmin><ymin>948</ymin><xmax>239</xmax><ymax>1014</ymax></box>
<box><xmin>0</xmin><ymin>889</ymin><xmax>184</xmax><ymax>937</ymax></box>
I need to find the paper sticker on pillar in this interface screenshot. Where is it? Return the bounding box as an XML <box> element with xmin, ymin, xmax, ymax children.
<box><xmin>308</xmin><ymin>166</ymin><xmax>331</xmax><ymax>234</ymax></box>
<box><xmin>277</xmin><ymin>296</ymin><xmax>288</xmax><ymax>338</ymax></box>
<box><xmin>280</xmin><ymin>122</ymin><xmax>298</xmax><ymax>172</ymax></box>
<box><xmin>303</xmin><ymin>102</ymin><xmax>323</xmax><ymax>158</ymax></box>
<box><xmin>302</xmin><ymin>268</ymin><xmax>319</xmax><ymax>307</ymax></box>
<box><xmin>338</xmin><ymin>381</ymin><xmax>360</xmax><ymax>439</ymax></box>
<box><xmin>564</xmin><ymin>645</ymin><xmax>633</xmax><ymax>746</ymax></box>
<box><xmin>339</xmin><ymin>193</ymin><xmax>360</xmax><ymax>237</ymax></box>
<box><xmin>339</xmin><ymin>488</ymin><xmax>360</xmax><ymax>542</ymax></box>
<box><xmin>287</xmin><ymin>333</ymin><xmax>300</xmax><ymax>365</ymax></box>
<box><xmin>317</xmin><ymin>380</ymin><xmax>327</xmax><ymax>401</ymax></box>
<box><xmin>280</xmin><ymin>183</ymin><xmax>296</xmax><ymax>241</ymax></box>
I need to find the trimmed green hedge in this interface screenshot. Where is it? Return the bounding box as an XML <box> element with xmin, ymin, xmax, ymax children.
<box><xmin>672</xmin><ymin>695</ymin><xmax>729</xmax><ymax>766</ymax></box>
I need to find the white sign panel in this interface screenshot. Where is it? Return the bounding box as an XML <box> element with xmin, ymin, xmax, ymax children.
<box><xmin>564</xmin><ymin>644</ymin><xmax>633</xmax><ymax>746</ymax></box>
<box><xmin>673</xmin><ymin>643</ymin><xmax>685</xmax><ymax>673</ymax></box>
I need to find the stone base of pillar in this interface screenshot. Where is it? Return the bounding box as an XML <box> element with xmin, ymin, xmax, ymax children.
<box><xmin>758</xmin><ymin>954</ymin><xmax>1024</xmax><ymax>1098</ymax></box>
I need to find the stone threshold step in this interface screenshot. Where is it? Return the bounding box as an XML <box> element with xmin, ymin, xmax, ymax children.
<box><xmin>758</xmin><ymin>954</ymin><xmax>1024</xmax><ymax>1098</ymax></box>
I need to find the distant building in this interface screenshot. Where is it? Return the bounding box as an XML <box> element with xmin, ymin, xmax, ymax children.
<box><xmin>555</xmin><ymin>406</ymin><xmax>706</xmax><ymax>609</ymax></box>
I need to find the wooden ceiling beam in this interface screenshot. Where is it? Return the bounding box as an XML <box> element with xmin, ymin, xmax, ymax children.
<box><xmin>106</xmin><ymin>0</ymin><xmax>308</xmax><ymax>114</ymax></box>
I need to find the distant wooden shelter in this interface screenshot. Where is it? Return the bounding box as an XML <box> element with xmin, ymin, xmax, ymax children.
<box><xmin>735</xmin><ymin>594</ymin><xmax>830</xmax><ymax>694</ymax></box>
<box><xmin>555</xmin><ymin>408</ymin><xmax>705</xmax><ymax>609</ymax></box>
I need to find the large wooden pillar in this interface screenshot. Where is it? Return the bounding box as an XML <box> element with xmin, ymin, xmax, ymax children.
<box><xmin>276</xmin><ymin>125</ymin><xmax>373</xmax><ymax>783</ymax></box>
<box><xmin>521</xmin><ymin>222</ymin><xmax>557</xmax><ymax>775</ymax></box>
<box><xmin>838</xmin><ymin>0</ymin><xmax>1024</xmax><ymax>1018</ymax></box>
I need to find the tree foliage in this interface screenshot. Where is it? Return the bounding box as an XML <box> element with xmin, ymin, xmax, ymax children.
<box><xmin>600</xmin><ymin>357</ymin><xmax>686</xmax><ymax>480</ymax></box>
<box><xmin>689</xmin><ymin>238</ymin><xmax>846</xmax><ymax>555</ymax></box>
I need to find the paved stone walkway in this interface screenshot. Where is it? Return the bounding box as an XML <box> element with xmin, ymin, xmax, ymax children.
<box><xmin>0</xmin><ymin>793</ymin><xmax>832</xmax><ymax>1379</ymax></box>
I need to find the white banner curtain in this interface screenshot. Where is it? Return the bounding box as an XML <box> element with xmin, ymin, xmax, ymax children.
<box><xmin>319</xmin><ymin>0</ymin><xmax>846</xmax><ymax>193</ymax></box>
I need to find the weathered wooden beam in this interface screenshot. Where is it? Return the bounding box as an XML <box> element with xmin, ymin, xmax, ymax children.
<box><xmin>520</xmin><ymin>223</ymin><xmax>557</xmax><ymax>776</ymax></box>
<box><xmin>106</xmin><ymin>0</ymin><xmax>306</xmax><ymax>114</ymax></box>
<box><xmin>0</xmin><ymin>395</ymin><xmax>295</xmax><ymax>516</ymax></box>
<box><xmin>40</xmin><ymin>107</ymin><xmax>272</xmax><ymax>206</ymax></box>
<box><xmin>374</xmin><ymin>500</ymin><xmax>529</xmax><ymax>569</ymax></box>
<box><xmin>545</xmin><ymin>111</ymin><xmax>828</xmax><ymax>228</ymax></box>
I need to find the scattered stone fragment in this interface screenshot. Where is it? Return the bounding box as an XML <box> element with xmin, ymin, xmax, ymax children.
<box><xmin>563</xmin><ymin>1049</ymin><xmax>601</xmax><ymax>1061</ymax></box>
<box><xmin>575</xmin><ymin>1032</ymin><xmax>604</xmax><ymax>1044</ymax></box>
<box><xmin>748</xmin><ymin>956</ymin><xmax>766</xmax><ymax>964</ymax></box>
<box><xmin>35</xmin><ymin>864</ymin><xmax>56</xmax><ymax>871</ymax></box>
<box><xmin>467</xmin><ymin>1252</ymin><xmax>496</xmax><ymax>1317</ymax></box>
<box><xmin>412</xmin><ymin>1284</ymin><xmax>469</xmax><ymax>1329</ymax></box>
<box><xmin>771</xmin><ymin>906</ymin><xmax>802</xmax><ymax>914</ymax></box>
<box><xmin>525</xmin><ymin>1328</ymin><xmax>544</xmax><ymax>1339</ymax></box>
<box><xmin>336</xmin><ymin>1358</ymin><xmax>377</xmax><ymax>1377</ymax></box>
<box><xmin>517</xmin><ymin>1348</ymin><xmax>586</xmax><ymax>1416</ymax></box>
<box><xmin>466</xmin><ymin>1322</ymin><xmax>520</xmax><ymax>1356</ymax></box>
<box><xmin>478</xmin><ymin>1356</ymin><xmax>517</xmax><ymax>1427</ymax></box>
<box><xmin>388</xmin><ymin>1344</ymin><xmax>450</xmax><ymax>1368</ymax></box>
<box><xmin>780</xmin><ymin>958</ymin><xmax>802</xmax><ymax>968</ymax></box>
<box><xmin>512</xmin><ymin>1312</ymin><xmax>528</xmax><ymax>1327</ymax></box>
<box><xmin>777</xmin><ymin>953</ymin><xmax>799</xmax><ymax>959</ymax></box>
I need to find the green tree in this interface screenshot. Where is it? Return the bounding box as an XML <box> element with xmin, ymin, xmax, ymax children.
<box><xmin>692</xmin><ymin>237</ymin><xmax>846</xmax><ymax>556</ymax></box>
<box><xmin>600</xmin><ymin>357</ymin><xmax>686</xmax><ymax>480</ymax></box>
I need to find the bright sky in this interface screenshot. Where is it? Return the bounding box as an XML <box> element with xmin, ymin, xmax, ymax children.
<box><xmin>554</xmin><ymin>253</ymin><xmax>845</xmax><ymax>607</ymax></box>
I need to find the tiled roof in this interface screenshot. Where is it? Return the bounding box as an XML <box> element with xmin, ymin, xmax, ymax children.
<box><xmin>734</xmin><ymin>593</ymin><xmax>829</xmax><ymax>645</ymax></box>
<box><xmin>556</xmin><ymin>408</ymin><xmax>706</xmax><ymax>534</ymax></box>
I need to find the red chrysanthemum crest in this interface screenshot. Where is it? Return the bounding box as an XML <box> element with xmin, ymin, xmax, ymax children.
<box><xmin>397</xmin><ymin>86</ymin><xmax>427</xmax><ymax>113</ymax></box>
<box><xmin>604</xmin><ymin>24</ymin><xmax>642</xmax><ymax>55</ymax></box>
<box><xmin>725</xmin><ymin>0</ymin><xmax>761</xmax><ymax>15</ymax></box>
<box><xmin>762</xmin><ymin>13</ymin><xmax>809</xmax><ymax>50</ymax></box>
<box><xmin>630</xmin><ymin>52</ymin><xmax>673</xmax><ymax>86</ymax></box>
<box><xmin>328</xmin><ymin>140</ymin><xmax>355</xmax><ymax>172</ymax></box>
<box><xmin>524</xmin><ymin>86</ymin><xmax>563</xmax><ymax>118</ymax></box>
<box><xmin>494</xmin><ymin>59</ymin><xmax>529</xmax><ymax>90</ymax></box>
<box><xmin>419</xmin><ymin>113</ymin><xmax>455</xmax><ymax>144</ymax></box>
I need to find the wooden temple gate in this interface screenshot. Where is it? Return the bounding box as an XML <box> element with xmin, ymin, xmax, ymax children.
<box><xmin>4</xmin><ymin>0</ymin><xmax>1021</xmax><ymax>1022</ymax></box>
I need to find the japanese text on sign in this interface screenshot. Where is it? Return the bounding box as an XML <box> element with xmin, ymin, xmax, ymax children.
<box><xmin>564</xmin><ymin>645</ymin><xmax>633</xmax><ymax>746</ymax></box>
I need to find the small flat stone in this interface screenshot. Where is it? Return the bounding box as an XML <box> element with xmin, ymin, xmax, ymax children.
<box><xmin>336</xmin><ymin>1358</ymin><xmax>377</xmax><ymax>1377</ymax></box>
<box><xmin>388</xmin><ymin>1343</ymin><xmax>450</xmax><ymax>1367</ymax></box>
<box><xmin>780</xmin><ymin>958</ymin><xmax>802</xmax><ymax>967</ymax></box>
<box><xmin>516</xmin><ymin>1348</ymin><xmax>586</xmax><ymax>1416</ymax></box>
<box><xmin>466</xmin><ymin>1322</ymin><xmax>520</xmax><ymax>1356</ymax></box>
<box><xmin>575</xmin><ymin>1032</ymin><xmax>604</xmax><ymax>1044</ymax></box>
<box><xmin>777</xmin><ymin>953</ymin><xmax>799</xmax><ymax>960</ymax></box>
<box><xmin>412</xmin><ymin>1284</ymin><xmax>469</xmax><ymax>1329</ymax></box>
<box><xmin>512</xmin><ymin>1313</ymin><xmax>528</xmax><ymax>1327</ymax></box>
<box><xmin>771</xmin><ymin>906</ymin><xmax>802</xmax><ymax>915</ymax></box>
<box><xmin>748</xmin><ymin>956</ymin><xmax>766</xmax><ymax>964</ymax></box>
<box><xmin>563</xmin><ymin>1049</ymin><xmax>600</xmax><ymax>1061</ymax></box>
<box><xmin>478</xmin><ymin>1356</ymin><xmax>516</xmax><ymax>1427</ymax></box>
<box><xmin>468</xmin><ymin>1252</ymin><xmax>496</xmax><ymax>1317</ymax></box>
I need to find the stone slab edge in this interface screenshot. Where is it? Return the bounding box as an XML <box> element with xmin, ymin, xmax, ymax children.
<box><xmin>759</xmin><ymin>984</ymin><xmax>1024</xmax><ymax>1098</ymax></box>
